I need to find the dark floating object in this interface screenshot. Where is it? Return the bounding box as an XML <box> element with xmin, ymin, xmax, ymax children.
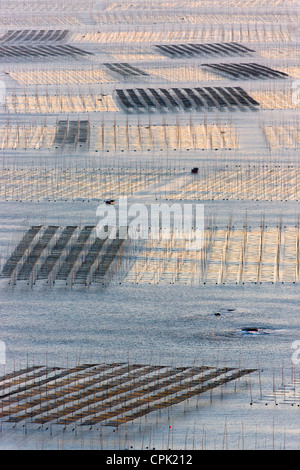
<box><xmin>214</xmin><ymin>312</ymin><xmax>221</xmax><ymax>316</ymax></box>
<box><xmin>191</xmin><ymin>167</ymin><xmax>199</xmax><ymax>174</ymax></box>
<box><xmin>105</xmin><ymin>200</ymin><xmax>115</xmax><ymax>205</ymax></box>
<box><xmin>217</xmin><ymin>308</ymin><xmax>236</xmax><ymax>314</ymax></box>
<box><xmin>239</xmin><ymin>327</ymin><xmax>270</xmax><ymax>336</ymax></box>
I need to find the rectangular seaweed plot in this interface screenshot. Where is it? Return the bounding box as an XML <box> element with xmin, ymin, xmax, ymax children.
<box><xmin>37</xmin><ymin>226</ymin><xmax>77</xmax><ymax>280</ymax></box>
<box><xmin>0</xmin><ymin>30</ymin><xmax>69</xmax><ymax>43</ymax></box>
<box><xmin>0</xmin><ymin>44</ymin><xmax>91</xmax><ymax>59</ymax></box>
<box><xmin>203</xmin><ymin>63</ymin><xmax>289</xmax><ymax>80</ymax></box>
<box><xmin>115</xmin><ymin>87</ymin><xmax>259</xmax><ymax>112</ymax></box>
<box><xmin>55</xmin><ymin>226</ymin><xmax>95</xmax><ymax>281</ymax></box>
<box><xmin>73</xmin><ymin>236</ymin><xmax>110</xmax><ymax>285</ymax></box>
<box><xmin>1</xmin><ymin>226</ymin><xmax>42</xmax><ymax>278</ymax></box>
<box><xmin>0</xmin><ymin>362</ymin><xmax>256</xmax><ymax>426</ymax></box>
<box><xmin>104</xmin><ymin>63</ymin><xmax>149</xmax><ymax>79</ymax></box>
<box><xmin>54</xmin><ymin>120</ymin><xmax>89</xmax><ymax>146</ymax></box>
<box><xmin>16</xmin><ymin>226</ymin><xmax>59</xmax><ymax>281</ymax></box>
<box><xmin>92</xmin><ymin>229</ymin><xmax>128</xmax><ymax>284</ymax></box>
<box><xmin>154</xmin><ymin>42</ymin><xmax>255</xmax><ymax>58</ymax></box>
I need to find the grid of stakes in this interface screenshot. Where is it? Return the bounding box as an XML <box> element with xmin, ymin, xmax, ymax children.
<box><xmin>0</xmin><ymin>15</ymin><xmax>81</xmax><ymax>28</ymax></box>
<box><xmin>262</xmin><ymin>124</ymin><xmax>300</xmax><ymax>149</ymax></box>
<box><xmin>164</xmin><ymin>165</ymin><xmax>300</xmax><ymax>201</ymax></box>
<box><xmin>0</xmin><ymin>0</ymin><xmax>298</xmax><ymax>449</ymax></box>
<box><xmin>250</xmin><ymin>90</ymin><xmax>300</xmax><ymax>109</ymax></box>
<box><xmin>8</xmin><ymin>69</ymin><xmax>112</xmax><ymax>85</ymax></box>
<box><xmin>143</xmin><ymin>65</ymin><xmax>221</xmax><ymax>82</ymax></box>
<box><xmin>259</xmin><ymin>45</ymin><xmax>300</xmax><ymax>60</ymax></box>
<box><xmin>5</xmin><ymin>93</ymin><xmax>118</xmax><ymax>113</ymax></box>
<box><xmin>0</xmin><ymin>166</ymin><xmax>169</xmax><ymax>201</ymax></box>
<box><xmin>94</xmin><ymin>120</ymin><xmax>238</xmax><ymax>151</ymax></box>
<box><xmin>0</xmin><ymin>0</ymin><xmax>92</xmax><ymax>12</ymax></box>
<box><xmin>257</xmin><ymin>370</ymin><xmax>300</xmax><ymax>406</ymax></box>
<box><xmin>94</xmin><ymin>11</ymin><xmax>297</xmax><ymax>26</ymax></box>
<box><xmin>125</xmin><ymin>220</ymin><xmax>300</xmax><ymax>285</ymax></box>
<box><xmin>72</xmin><ymin>25</ymin><xmax>291</xmax><ymax>44</ymax></box>
<box><xmin>105</xmin><ymin>0</ymin><xmax>293</xmax><ymax>11</ymax></box>
<box><xmin>0</xmin><ymin>119</ymin><xmax>90</xmax><ymax>150</ymax></box>
<box><xmin>115</xmin><ymin>86</ymin><xmax>259</xmax><ymax>113</ymax></box>
<box><xmin>0</xmin><ymin>123</ymin><xmax>56</xmax><ymax>150</ymax></box>
<box><xmin>0</xmin><ymin>362</ymin><xmax>256</xmax><ymax>427</ymax></box>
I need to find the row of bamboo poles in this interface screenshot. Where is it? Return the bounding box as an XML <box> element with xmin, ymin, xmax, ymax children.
<box><xmin>96</xmin><ymin>117</ymin><xmax>237</xmax><ymax>152</ymax></box>
<box><xmin>73</xmin><ymin>23</ymin><xmax>291</xmax><ymax>44</ymax></box>
<box><xmin>0</xmin><ymin>115</ymin><xmax>238</xmax><ymax>152</ymax></box>
<box><xmin>93</xmin><ymin>11</ymin><xmax>297</xmax><ymax>26</ymax></box>
<box><xmin>0</xmin><ymin>165</ymin><xmax>172</xmax><ymax>201</ymax></box>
